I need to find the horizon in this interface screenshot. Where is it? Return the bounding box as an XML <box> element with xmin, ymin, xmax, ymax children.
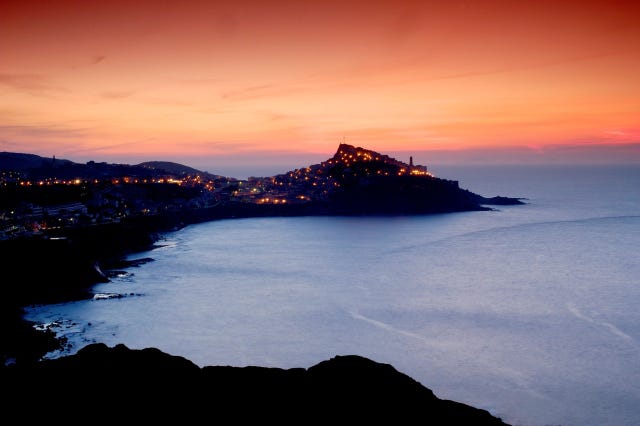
<box><xmin>4</xmin><ymin>141</ymin><xmax>639</xmax><ymax>180</ymax></box>
<box><xmin>2</xmin><ymin>0</ymin><xmax>639</xmax><ymax>171</ymax></box>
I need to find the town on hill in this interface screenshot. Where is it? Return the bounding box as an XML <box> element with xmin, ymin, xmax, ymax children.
<box><xmin>0</xmin><ymin>143</ymin><xmax>522</xmax><ymax>240</ymax></box>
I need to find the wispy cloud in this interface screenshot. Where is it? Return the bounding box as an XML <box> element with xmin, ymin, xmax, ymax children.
<box><xmin>91</xmin><ymin>55</ymin><xmax>106</xmax><ymax>65</ymax></box>
<box><xmin>64</xmin><ymin>140</ymin><xmax>143</xmax><ymax>155</ymax></box>
<box><xmin>600</xmin><ymin>128</ymin><xmax>639</xmax><ymax>142</ymax></box>
<box><xmin>0</xmin><ymin>124</ymin><xmax>96</xmax><ymax>157</ymax></box>
<box><xmin>408</xmin><ymin>142</ymin><xmax>640</xmax><ymax>167</ymax></box>
<box><xmin>221</xmin><ymin>84</ymin><xmax>274</xmax><ymax>100</ymax></box>
<box><xmin>0</xmin><ymin>124</ymin><xmax>91</xmax><ymax>138</ymax></box>
<box><xmin>176</xmin><ymin>140</ymin><xmax>260</xmax><ymax>153</ymax></box>
<box><xmin>179</xmin><ymin>77</ymin><xmax>223</xmax><ymax>86</ymax></box>
<box><xmin>100</xmin><ymin>90</ymin><xmax>135</xmax><ymax>99</ymax></box>
<box><xmin>0</xmin><ymin>73</ymin><xmax>68</xmax><ymax>97</ymax></box>
<box><xmin>141</xmin><ymin>97</ymin><xmax>195</xmax><ymax>107</ymax></box>
<box><xmin>71</xmin><ymin>55</ymin><xmax>107</xmax><ymax>70</ymax></box>
<box><xmin>221</xmin><ymin>84</ymin><xmax>301</xmax><ymax>101</ymax></box>
<box><xmin>419</xmin><ymin>51</ymin><xmax>628</xmax><ymax>83</ymax></box>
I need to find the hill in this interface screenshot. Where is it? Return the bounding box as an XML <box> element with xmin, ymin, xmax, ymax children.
<box><xmin>137</xmin><ymin>161</ymin><xmax>206</xmax><ymax>176</ymax></box>
<box><xmin>0</xmin><ymin>152</ymin><xmax>212</xmax><ymax>180</ymax></box>
<box><xmin>1</xmin><ymin>343</ymin><xmax>509</xmax><ymax>424</ymax></box>
<box><xmin>255</xmin><ymin>143</ymin><xmax>523</xmax><ymax>214</ymax></box>
<box><xmin>0</xmin><ymin>152</ymin><xmax>72</xmax><ymax>171</ymax></box>
<box><xmin>137</xmin><ymin>160</ymin><xmax>226</xmax><ymax>180</ymax></box>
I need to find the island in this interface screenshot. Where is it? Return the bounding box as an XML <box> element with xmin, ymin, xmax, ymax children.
<box><xmin>0</xmin><ymin>144</ymin><xmax>520</xmax><ymax>423</ymax></box>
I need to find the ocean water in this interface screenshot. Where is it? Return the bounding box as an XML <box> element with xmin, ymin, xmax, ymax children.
<box><xmin>26</xmin><ymin>165</ymin><xmax>640</xmax><ymax>426</ymax></box>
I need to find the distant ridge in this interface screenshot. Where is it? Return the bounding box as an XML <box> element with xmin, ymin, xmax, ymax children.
<box><xmin>0</xmin><ymin>152</ymin><xmax>72</xmax><ymax>171</ymax></box>
<box><xmin>137</xmin><ymin>161</ymin><xmax>206</xmax><ymax>176</ymax></box>
<box><xmin>0</xmin><ymin>152</ymin><xmax>212</xmax><ymax>180</ymax></box>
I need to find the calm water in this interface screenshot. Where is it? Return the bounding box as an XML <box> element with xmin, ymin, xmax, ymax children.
<box><xmin>26</xmin><ymin>165</ymin><xmax>640</xmax><ymax>426</ymax></box>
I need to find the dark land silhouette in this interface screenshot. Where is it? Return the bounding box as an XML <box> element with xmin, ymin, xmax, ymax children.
<box><xmin>1</xmin><ymin>343</ymin><xmax>509</xmax><ymax>424</ymax></box>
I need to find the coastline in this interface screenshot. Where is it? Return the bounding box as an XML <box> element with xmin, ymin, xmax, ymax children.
<box><xmin>1</xmin><ymin>203</ymin><xmax>522</xmax><ymax>424</ymax></box>
<box><xmin>1</xmin><ymin>195</ymin><xmax>524</xmax><ymax>365</ymax></box>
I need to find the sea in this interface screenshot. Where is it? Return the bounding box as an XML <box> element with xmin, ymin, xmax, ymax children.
<box><xmin>25</xmin><ymin>165</ymin><xmax>640</xmax><ymax>426</ymax></box>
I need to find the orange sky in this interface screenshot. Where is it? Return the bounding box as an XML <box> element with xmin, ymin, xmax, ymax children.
<box><xmin>1</xmin><ymin>0</ymin><xmax>639</xmax><ymax>175</ymax></box>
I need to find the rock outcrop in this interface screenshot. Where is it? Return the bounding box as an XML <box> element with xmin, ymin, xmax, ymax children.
<box><xmin>1</xmin><ymin>343</ymin><xmax>509</xmax><ymax>424</ymax></box>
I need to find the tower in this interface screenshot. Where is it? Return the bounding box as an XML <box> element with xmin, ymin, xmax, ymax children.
<box><xmin>409</xmin><ymin>156</ymin><xmax>413</xmax><ymax>167</ymax></box>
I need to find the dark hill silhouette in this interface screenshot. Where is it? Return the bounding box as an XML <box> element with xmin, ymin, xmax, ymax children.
<box><xmin>1</xmin><ymin>343</ymin><xmax>509</xmax><ymax>424</ymax></box>
<box><xmin>0</xmin><ymin>152</ymin><xmax>212</xmax><ymax>180</ymax></box>
<box><xmin>265</xmin><ymin>143</ymin><xmax>523</xmax><ymax>214</ymax></box>
<box><xmin>0</xmin><ymin>151</ymin><xmax>72</xmax><ymax>171</ymax></box>
<box><xmin>138</xmin><ymin>160</ymin><xmax>210</xmax><ymax>176</ymax></box>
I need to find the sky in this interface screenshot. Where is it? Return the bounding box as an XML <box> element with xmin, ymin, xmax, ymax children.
<box><xmin>1</xmin><ymin>0</ymin><xmax>639</xmax><ymax>177</ymax></box>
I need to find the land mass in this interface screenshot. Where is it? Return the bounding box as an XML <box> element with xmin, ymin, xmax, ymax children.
<box><xmin>0</xmin><ymin>144</ymin><xmax>520</xmax><ymax>423</ymax></box>
<box><xmin>1</xmin><ymin>342</ymin><xmax>508</xmax><ymax>424</ymax></box>
<box><xmin>1</xmin><ymin>143</ymin><xmax>523</xmax><ymax>238</ymax></box>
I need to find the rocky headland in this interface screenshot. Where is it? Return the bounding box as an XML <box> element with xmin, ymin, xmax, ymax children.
<box><xmin>1</xmin><ymin>342</ymin><xmax>509</xmax><ymax>424</ymax></box>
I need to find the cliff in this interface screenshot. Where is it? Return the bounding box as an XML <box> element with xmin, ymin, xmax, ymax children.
<box><xmin>1</xmin><ymin>343</ymin><xmax>510</xmax><ymax>424</ymax></box>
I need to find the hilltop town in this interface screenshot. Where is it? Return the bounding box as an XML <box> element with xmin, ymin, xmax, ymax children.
<box><xmin>0</xmin><ymin>143</ymin><xmax>520</xmax><ymax>240</ymax></box>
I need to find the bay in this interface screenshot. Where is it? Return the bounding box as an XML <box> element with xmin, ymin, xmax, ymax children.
<box><xmin>26</xmin><ymin>165</ymin><xmax>640</xmax><ymax>426</ymax></box>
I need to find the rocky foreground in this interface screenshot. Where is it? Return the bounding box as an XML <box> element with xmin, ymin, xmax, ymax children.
<box><xmin>1</xmin><ymin>343</ymin><xmax>509</xmax><ymax>424</ymax></box>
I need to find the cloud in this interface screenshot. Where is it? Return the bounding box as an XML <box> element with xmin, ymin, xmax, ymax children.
<box><xmin>221</xmin><ymin>84</ymin><xmax>274</xmax><ymax>100</ymax></box>
<box><xmin>221</xmin><ymin>84</ymin><xmax>302</xmax><ymax>101</ymax></box>
<box><xmin>68</xmin><ymin>141</ymin><xmax>139</xmax><ymax>154</ymax></box>
<box><xmin>140</xmin><ymin>97</ymin><xmax>195</xmax><ymax>107</ymax></box>
<box><xmin>100</xmin><ymin>90</ymin><xmax>135</xmax><ymax>99</ymax></box>
<box><xmin>263</xmin><ymin>112</ymin><xmax>291</xmax><ymax>123</ymax></box>
<box><xmin>0</xmin><ymin>124</ymin><xmax>96</xmax><ymax>157</ymax></box>
<box><xmin>407</xmin><ymin>143</ymin><xmax>640</xmax><ymax>166</ymax></box>
<box><xmin>0</xmin><ymin>73</ymin><xmax>68</xmax><ymax>97</ymax></box>
<box><xmin>176</xmin><ymin>140</ymin><xmax>260</xmax><ymax>153</ymax></box>
<box><xmin>179</xmin><ymin>77</ymin><xmax>222</xmax><ymax>86</ymax></box>
<box><xmin>0</xmin><ymin>124</ymin><xmax>91</xmax><ymax>138</ymax></box>
<box><xmin>418</xmin><ymin>51</ymin><xmax>627</xmax><ymax>83</ymax></box>
<box><xmin>91</xmin><ymin>55</ymin><xmax>106</xmax><ymax>65</ymax></box>
<box><xmin>71</xmin><ymin>55</ymin><xmax>107</xmax><ymax>70</ymax></box>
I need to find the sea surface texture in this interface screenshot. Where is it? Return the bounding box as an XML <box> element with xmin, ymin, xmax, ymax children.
<box><xmin>26</xmin><ymin>165</ymin><xmax>640</xmax><ymax>426</ymax></box>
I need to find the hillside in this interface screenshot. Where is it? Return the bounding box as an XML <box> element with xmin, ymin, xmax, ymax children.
<box><xmin>0</xmin><ymin>152</ymin><xmax>72</xmax><ymax>171</ymax></box>
<box><xmin>0</xmin><ymin>152</ymin><xmax>210</xmax><ymax>180</ymax></box>
<box><xmin>138</xmin><ymin>161</ymin><xmax>208</xmax><ymax>176</ymax></box>
<box><xmin>256</xmin><ymin>143</ymin><xmax>524</xmax><ymax>214</ymax></box>
<box><xmin>1</xmin><ymin>343</ymin><xmax>509</xmax><ymax>424</ymax></box>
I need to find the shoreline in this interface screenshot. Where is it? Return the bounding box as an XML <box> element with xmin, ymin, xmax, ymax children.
<box><xmin>0</xmin><ymin>205</ymin><xmax>520</xmax><ymax>424</ymax></box>
<box><xmin>1</xmin><ymin>199</ymin><xmax>524</xmax><ymax>365</ymax></box>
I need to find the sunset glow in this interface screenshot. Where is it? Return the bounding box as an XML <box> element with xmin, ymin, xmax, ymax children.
<box><xmin>2</xmin><ymin>0</ymin><xmax>639</xmax><ymax>175</ymax></box>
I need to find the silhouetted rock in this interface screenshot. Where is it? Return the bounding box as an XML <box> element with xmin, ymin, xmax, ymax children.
<box><xmin>1</xmin><ymin>343</ymin><xmax>509</xmax><ymax>424</ymax></box>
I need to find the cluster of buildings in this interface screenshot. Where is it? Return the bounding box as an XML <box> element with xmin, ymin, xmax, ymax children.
<box><xmin>0</xmin><ymin>173</ymin><xmax>234</xmax><ymax>240</ymax></box>
<box><xmin>1</xmin><ymin>144</ymin><xmax>434</xmax><ymax>239</ymax></box>
<box><xmin>231</xmin><ymin>144</ymin><xmax>433</xmax><ymax>205</ymax></box>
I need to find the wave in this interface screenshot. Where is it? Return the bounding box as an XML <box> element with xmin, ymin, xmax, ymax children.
<box><xmin>566</xmin><ymin>303</ymin><xmax>637</xmax><ymax>348</ymax></box>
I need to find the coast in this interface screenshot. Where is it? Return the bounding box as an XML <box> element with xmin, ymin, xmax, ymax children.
<box><xmin>0</xmin><ymin>194</ymin><xmax>522</xmax><ymax>364</ymax></box>
<box><xmin>1</xmin><ymin>202</ymin><xmax>518</xmax><ymax>424</ymax></box>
